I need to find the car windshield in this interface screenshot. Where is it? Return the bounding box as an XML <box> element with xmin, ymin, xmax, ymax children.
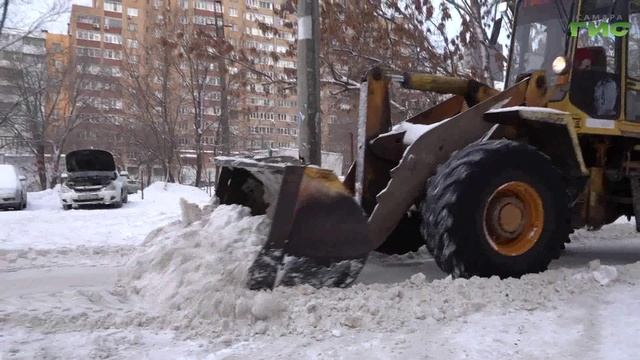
<box><xmin>507</xmin><ymin>0</ymin><xmax>575</xmax><ymax>86</ymax></box>
<box><xmin>0</xmin><ymin>165</ymin><xmax>17</xmax><ymax>188</ymax></box>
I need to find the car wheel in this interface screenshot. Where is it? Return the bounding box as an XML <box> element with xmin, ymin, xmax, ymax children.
<box><xmin>113</xmin><ymin>194</ymin><xmax>123</xmax><ymax>208</ymax></box>
<box><xmin>123</xmin><ymin>191</ymin><xmax>128</xmax><ymax>204</ymax></box>
<box><xmin>62</xmin><ymin>204</ymin><xmax>72</xmax><ymax>210</ymax></box>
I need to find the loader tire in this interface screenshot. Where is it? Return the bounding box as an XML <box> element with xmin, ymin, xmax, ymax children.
<box><xmin>421</xmin><ymin>140</ymin><xmax>570</xmax><ymax>278</ymax></box>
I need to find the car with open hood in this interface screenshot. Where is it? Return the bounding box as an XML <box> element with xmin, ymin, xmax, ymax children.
<box><xmin>0</xmin><ymin>164</ymin><xmax>27</xmax><ymax>210</ymax></box>
<box><xmin>58</xmin><ymin>149</ymin><xmax>128</xmax><ymax>210</ymax></box>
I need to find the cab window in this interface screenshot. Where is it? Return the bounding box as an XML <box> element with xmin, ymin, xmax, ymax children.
<box><xmin>627</xmin><ymin>4</ymin><xmax>640</xmax><ymax>121</ymax></box>
<box><xmin>570</xmin><ymin>1</ymin><xmax>625</xmax><ymax>119</ymax></box>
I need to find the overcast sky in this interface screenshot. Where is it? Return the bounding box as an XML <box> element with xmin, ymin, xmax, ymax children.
<box><xmin>6</xmin><ymin>0</ymin><xmax>91</xmax><ymax>34</ymax></box>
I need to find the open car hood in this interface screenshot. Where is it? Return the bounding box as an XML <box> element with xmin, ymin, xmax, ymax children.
<box><xmin>66</xmin><ymin>149</ymin><xmax>116</xmax><ymax>173</ymax></box>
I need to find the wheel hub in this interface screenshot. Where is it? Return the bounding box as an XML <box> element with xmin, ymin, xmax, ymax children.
<box><xmin>483</xmin><ymin>181</ymin><xmax>544</xmax><ymax>256</ymax></box>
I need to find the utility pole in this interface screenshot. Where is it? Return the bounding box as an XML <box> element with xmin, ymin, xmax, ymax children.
<box><xmin>296</xmin><ymin>0</ymin><xmax>322</xmax><ymax>165</ymax></box>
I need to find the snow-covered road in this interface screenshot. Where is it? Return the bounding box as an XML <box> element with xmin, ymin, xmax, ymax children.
<box><xmin>1</xmin><ymin>183</ymin><xmax>640</xmax><ymax>359</ymax></box>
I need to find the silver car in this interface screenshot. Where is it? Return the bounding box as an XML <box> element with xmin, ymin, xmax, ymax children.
<box><xmin>59</xmin><ymin>149</ymin><xmax>128</xmax><ymax>210</ymax></box>
<box><xmin>0</xmin><ymin>164</ymin><xmax>27</xmax><ymax>210</ymax></box>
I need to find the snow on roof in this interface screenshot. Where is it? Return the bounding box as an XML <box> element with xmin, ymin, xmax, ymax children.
<box><xmin>0</xmin><ymin>164</ymin><xmax>18</xmax><ymax>188</ymax></box>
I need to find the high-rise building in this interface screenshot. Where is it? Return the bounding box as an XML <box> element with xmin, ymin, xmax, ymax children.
<box><xmin>222</xmin><ymin>0</ymin><xmax>299</xmax><ymax>151</ymax></box>
<box><xmin>0</xmin><ymin>29</ymin><xmax>46</xmax><ymax>156</ymax></box>
<box><xmin>66</xmin><ymin>1</ymin><xmax>146</xmax><ymax>171</ymax></box>
<box><xmin>64</xmin><ymin>0</ymin><xmax>301</xmax><ymax>180</ymax></box>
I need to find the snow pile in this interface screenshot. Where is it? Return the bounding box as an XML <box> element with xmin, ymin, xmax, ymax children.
<box><xmin>0</xmin><ymin>182</ymin><xmax>211</xmax><ymax>250</ymax></box>
<box><xmin>118</xmin><ymin>199</ymin><xmax>640</xmax><ymax>339</ymax></box>
<box><xmin>120</xmin><ymin>203</ymin><xmax>283</xmax><ymax>336</ymax></box>
<box><xmin>24</xmin><ymin>186</ymin><xmax>61</xmax><ymax>210</ymax></box>
<box><xmin>135</xmin><ymin>182</ymin><xmax>210</xmax><ymax>209</ymax></box>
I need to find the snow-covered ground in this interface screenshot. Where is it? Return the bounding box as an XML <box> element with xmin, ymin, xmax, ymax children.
<box><xmin>1</xmin><ymin>183</ymin><xmax>640</xmax><ymax>359</ymax></box>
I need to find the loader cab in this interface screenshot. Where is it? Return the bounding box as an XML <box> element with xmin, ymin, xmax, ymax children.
<box><xmin>506</xmin><ymin>0</ymin><xmax>575</xmax><ymax>87</ymax></box>
<box><xmin>507</xmin><ymin>0</ymin><xmax>640</xmax><ymax>129</ymax></box>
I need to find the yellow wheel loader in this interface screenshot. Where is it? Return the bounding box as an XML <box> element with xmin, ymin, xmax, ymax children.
<box><xmin>216</xmin><ymin>0</ymin><xmax>640</xmax><ymax>289</ymax></box>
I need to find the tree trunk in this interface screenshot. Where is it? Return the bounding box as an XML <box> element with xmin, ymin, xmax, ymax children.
<box><xmin>146</xmin><ymin>164</ymin><xmax>152</xmax><ymax>187</ymax></box>
<box><xmin>195</xmin><ymin>151</ymin><xmax>203</xmax><ymax>187</ymax></box>
<box><xmin>35</xmin><ymin>143</ymin><xmax>47</xmax><ymax>190</ymax></box>
<box><xmin>194</xmin><ymin>104</ymin><xmax>204</xmax><ymax>187</ymax></box>
<box><xmin>166</xmin><ymin>158</ymin><xmax>175</xmax><ymax>183</ymax></box>
<box><xmin>49</xmin><ymin>158</ymin><xmax>60</xmax><ymax>189</ymax></box>
<box><xmin>218</xmin><ymin>58</ymin><xmax>230</xmax><ymax>155</ymax></box>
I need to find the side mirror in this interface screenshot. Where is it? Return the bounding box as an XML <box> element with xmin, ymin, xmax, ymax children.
<box><xmin>18</xmin><ymin>175</ymin><xmax>26</xmax><ymax>181</ymax></box>
<box><xmin>120</xmin><ymin>171</ymin><xmax>129</xmax><ymax>177</ymax></box>
<box><xmin>61</xmin><ymin>173</ymin><xmax>68</xmax><ymax>180</ymax></box>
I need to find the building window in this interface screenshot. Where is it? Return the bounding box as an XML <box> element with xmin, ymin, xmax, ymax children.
<box><xmin>103</xmin><ymin>33</ymin><xmax>122</xmax><ymax>44</ymax></box>
<box><xmin>77</xmin><ymin>15</ymin><xmax>100</xmax><ymax>25</ymax></box>
<box><xmin>229</xmin><ymin>8</ymin><xmax>238</xmax><ymax>17</ymax></box>
<box><xmin>127</xmin><ymin>8</ymin><xmax>138</xmax><ymax>17</ymax></box>
<box><xmin>128</xmin><ymin>23</ymin><xmax>137</xmax><ymax>32</ymax></box>
<box><xmin>205</xmin><ymin>91</ymin><xmax>221</xmax><ymax>101</ymax></box>
<box><xmin>104</xmin><ymin>1</ymin><xmax>123</xmax><ymax>12</ymax></box>
<box><xmin>206</xmin><ymin>76</ymin><xmax>221</xmax><ymax>85</ymax></box>
<box><xmin>77</xmin><ymin>46</ymin><xmax>101</xmax><ymax>58</ymax></box>
<box><xmin>103</xmin><ymin>49</ymin><xmax>122</xmax><ymax>60</ymax></box>
<box><xmin>180</xmin><ymin>0</ymin><xmax>189</xmax><ymax>9</ymax></box>
<box><xmin>105</xmin><ymin>18</ymin><xmax>123</xmax><ymax>29</ymax></box>
<box><xmin>259</xmin><ymin>1</ymin><xmax>272</xmax><ymax>10</ymax></box>
<box><xmin>76</xmin><ymin>30</ymin><xmax>101</xmax><ymax>41</ymax></box>
<box><xmin>195</xmin><ymin>0</ymin><xmax>216</xmax><ymax>11</ymax></box>
<box><xmin>127</xmin><ymin>39</ymin><xmax>139</xmax><ymax>48</ymax></box>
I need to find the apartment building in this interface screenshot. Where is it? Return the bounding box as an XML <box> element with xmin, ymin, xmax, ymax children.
<box><xmin>0</xmin><ymin>29</ymin><xmax>47</xmax><ymax>156</ymax></box>
<box><xmin>222</xmin><ymin>0</ymin><xmax>299</xmax><ymax>151</ymax></box>
<box><xmin>64</xmin><ymin>1</ymin><xmax>299</xmax><ymax>177</ymax></box>
<box><xmin>65</xmin><ymin>0</ymin><xmax>147</xmax><ymax>172</ymax></box>
<box><xmin>61</xmin><ymin>0</ymin><xmax>352</xmax><ymax>180</ymax></box>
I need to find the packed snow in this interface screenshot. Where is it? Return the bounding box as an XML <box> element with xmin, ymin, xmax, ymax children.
<box><xmin>2</xmin><ymin>183</ymin><xmax>640</xmax><ymax>359</ymax></box>
<box><xmin>485</xmin><ymin>106</ymin><xmax>570</xmax><ymax>114</ymax></box>
<box><xmin>391</xmin><ymin>121</ymin><xmax>445</xmax><ymax>145</ymax></box>
<box><xmin>0</xmin><ymin>182</ymin><xmax>210</xmax><ymax>250</ymax></box>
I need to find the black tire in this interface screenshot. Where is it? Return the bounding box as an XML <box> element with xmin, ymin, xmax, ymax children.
<box><xmin>421</xmin><ymin>140</ymin><xmax>570</xmax><ymax>278</ymax></box>
<box><xmin>123</xmin><ymin>191</ymin><xmax>128</xmax><ymax>204</ymax></box>
<box><xmin>62</xmin><ymin>204</ymin><xmax>72</xmax><ymax>211</ymax></box>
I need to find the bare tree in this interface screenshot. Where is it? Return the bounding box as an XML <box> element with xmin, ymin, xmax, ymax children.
<box><xmin>0</xmin><ymin>0</ymin><xmax>69</xmax><ymax>46</ymax></box>
<box><xmin>121</xmin><ymin>7</ymin><xmax>185</xmax><ymax>183</ymax></box>
<box><xmin>1</xmin><ymin>46</ymin><xmax>90</xmax><ymax>189</ymax></box>
<box><xmin>173</xmin><ymin>25</ymin><xmax>234</xmax><ymax>186</ymax></box>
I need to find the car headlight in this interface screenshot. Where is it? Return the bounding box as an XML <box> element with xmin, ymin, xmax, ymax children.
<box><xmin>104</xmin><ymin>182</ymin><xmax>117</xmax><ymax>191</ymax></box>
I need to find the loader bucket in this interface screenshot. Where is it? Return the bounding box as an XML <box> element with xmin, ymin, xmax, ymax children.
<box><xmin>215</xmin><ymin>157</ymin><xmax>370</xmax><ymax>290</ymax></box>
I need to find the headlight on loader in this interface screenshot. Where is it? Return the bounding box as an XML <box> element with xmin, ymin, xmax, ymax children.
<box><xmin>552</xmin><ymin>56</ymin><xmax>569</xmax><ymax>75</ymax></box>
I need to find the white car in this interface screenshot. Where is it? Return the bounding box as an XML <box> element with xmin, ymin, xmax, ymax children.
<box><xmin>0</xmin><ymin>164</ymin><xmax>27</xmax><ymax>210</ymax></box>
<box><xmin>59</xmin><ymin>149</ymin><xmax>128</xmax><ymax>210</ymax></box>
